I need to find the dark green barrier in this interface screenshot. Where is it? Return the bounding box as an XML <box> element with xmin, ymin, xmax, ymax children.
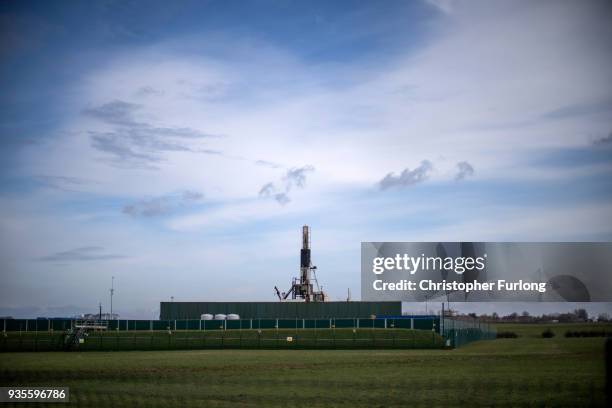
<box><xmin>226</xmin><ymin>320</ymin><xmax>240</xmax><ymax>330</ymax></box>
<box><xmin>0</xmin><ymin>328</ymin><xmax>446</xmax><ymax>352</ymax></box>
<box><xmin>151</xmin><ymin>320</ymin><xmax>169</xmax><ymax>330</ymax></box>
<box><xmin>442</xmin><ymin>318</ymin><xmax>496</xmax><ymax>348</ymax></box>
<box><xmin>3</xmin><ymin>317</ymin><xmax>444</xmax><ymax>332</ymax></box>
<box><xmin>335</xmin><ymin>318</ymin><xmax>354</xmax><ymax>328</ymax></box>
<box><xmin>303</xmin><ymin>319</ymin><xmax>316</xmax><ymax>329</ymax></box>
<box><xmin>0</xmin><ymin>316</ymin><xmax>494</xmax><ymax>351</ymax></box>
<box><xmin>259</xmin><ymin>319</ymin><xmax>276</xmax><ymax>329</ymax></box>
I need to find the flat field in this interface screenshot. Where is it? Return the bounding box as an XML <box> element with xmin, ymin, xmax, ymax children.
<box><xmin>0</xmin><ymin>323</ymin><xmax>609</xmax><ymax>407</ymax></box>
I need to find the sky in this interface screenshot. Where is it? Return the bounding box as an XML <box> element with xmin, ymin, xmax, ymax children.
<box><xmin>1</xmin><ymin>0</ymin><xmax>611</xmax><ymax>319</ymax></box>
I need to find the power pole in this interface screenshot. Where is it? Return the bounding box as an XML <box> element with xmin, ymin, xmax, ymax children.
<box><xmin>110</xmin><ymin>276</ymin><xmax>115</xmax><ymax>319</ymax></box>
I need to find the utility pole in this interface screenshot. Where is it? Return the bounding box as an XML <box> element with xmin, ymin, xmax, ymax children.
<box><xmin>110</xmin><ymin>276</ymin><xmax>115</xmax><ymax>319</ymax></box>
<box><xmin>99</xmin><ymin>302</ymin><xmax>102</xmax><ymax>321</ymax></box>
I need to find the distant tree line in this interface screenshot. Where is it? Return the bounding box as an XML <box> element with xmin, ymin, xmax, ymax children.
<box><xmin>446</xmin><ymin>309</ymin><xmax>610</xmax><ymax>323</ymax></box>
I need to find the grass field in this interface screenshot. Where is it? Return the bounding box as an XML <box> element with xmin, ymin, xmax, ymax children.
<box><xmin>1</xmin><ymin>323</ymin><xmax>609</xmax><ymax>407</ymax></box>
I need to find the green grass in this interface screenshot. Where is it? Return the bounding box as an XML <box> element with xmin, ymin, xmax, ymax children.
<box><xmin>0</xmin><ymin>323</ymin><xmax>609</xmax><ymax>407</ymax></box>
<box><xmin>1</xmin><ymin>328</ymin><xmax>444</xmax><ymax>351</ymax></box>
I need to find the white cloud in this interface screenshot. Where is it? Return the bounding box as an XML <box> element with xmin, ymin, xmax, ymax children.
<box><xmin>21</xmin><ymin>1</ymin><xmax>612</xmax><ymax>204</ymax></box>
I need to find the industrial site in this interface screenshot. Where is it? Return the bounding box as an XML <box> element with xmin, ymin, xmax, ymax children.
<box><xmin>1</xmin><ymin>225</ymin><xmax>493</xmax><ymax>352</ymax></box>
<box><xmin>161</xmin><ymin>226</ymin><xmax>402</xmax><ymax>322</ymax></box>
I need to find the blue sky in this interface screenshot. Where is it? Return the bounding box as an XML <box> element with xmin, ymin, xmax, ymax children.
<box><xmin>1</xmin><ymin>0</ymin><xmax>611</xmax><ymax>318</ymax></box>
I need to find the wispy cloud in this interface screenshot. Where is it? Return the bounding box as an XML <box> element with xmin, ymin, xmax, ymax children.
<box><xmin>258</xmin><ymin>182</ymin><xmax>291</xmax><ymax>205</ymax></box>
<box><xmin>259</xmin><ymin>165</ymin><xmax>315</xmax><ymax>205</ymax></box>
<box><xmin>255</xmin><ymin>160</ymin><xmax>283</xmax><ymax>169</ymax></box>
<box><xmin>593</xmin><ymin>132</ymin><xmax>612</xmax><ymax>146</ymax></box>
<box><xmin>135</xmin><ymin>86</ymin><xmax>164</xmax><ymax>97</ymax></box>
<box><xmin>454</xmin><ymin>161</ymin><xmax>475</xmax><ymax>181</ymax></box>
<box><xmin>84</xmin><ymin>100</ymin><xmax>141</xmax><ymax>126</ymax></box>
<box><xmin>37</xmin><ymin>246</ymin><xmax>126</xmax><ymax>262</ymax></box>
<box><xmin>85</xmin><ymin>100</ymin><xmax>221</xmax><ymax>168</ymax></box>
<box><xmin>181</xmin><ymin>190</ymin><xmax>204</xmax><ymax>200</ymax></box>
<box><xmin>379</xmin><ymin>160</ymin><xmax>433</xmax><ymax>190</ymax></box>
<box><xmin>541</xmin><ymin>98</ymin><xmax>612</xmax><ymax>121</ymax></box>
<box><xmin>33</xmin><ymin>175</ymin><xmax>94</xmax><ymax>192</ymax></box>
<box><xmin>285</xmin><ymin>165</ymin><xmax>314</xmax><ymax>189</ymax></box>
<box><xmin>123</xmin><ymin>190</ymin><xmax>204</xmax><ymax>217</ymax></box>
<box><xmin>259</xmin><ymin>183</ymin><xmax>291</xmax><ymax>205</ymax></box>
<box><xmin>90</xmin><ymin>130</ymin><xmax>162</xmax><ymax>168</ymax></box>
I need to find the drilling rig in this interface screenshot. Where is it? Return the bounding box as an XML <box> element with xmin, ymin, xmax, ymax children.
<box><xmin>274</xmin><ymin>225</ymin><xmax>326</xmax><ymax>302</ymax></box>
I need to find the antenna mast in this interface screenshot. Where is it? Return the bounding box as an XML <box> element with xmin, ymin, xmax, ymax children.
<box><xmin>109</xmin><ymin>276</ymin><xmax>115</xmax><ymax>319</ymax></box>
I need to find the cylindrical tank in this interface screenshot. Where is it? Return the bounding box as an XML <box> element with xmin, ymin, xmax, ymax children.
<box><xmin>200</xmin><ymin>313</ymin><xmax>213</xmax><ymax>320</ymax></box>
<box><xmin>213</xmin><ymin>314</ymin><xmax>227</xmax><ymax>320</ymax></box>
<box><xmin>227</xmin><ymin>314</ymin><xmax>240</xmax><ymax>320</ymax></box>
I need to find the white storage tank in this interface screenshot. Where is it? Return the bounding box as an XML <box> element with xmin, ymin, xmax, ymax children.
<box><xmin>200</xmin><ymin>314</ymin><xmax>213</xmax><ymax>320</ymax></box>
<box><xmin>213</xmin><ymin>314</ymin><xmax>227</xmax><ymax>320</ymax></box>
<box><xmin>227</xmin><ymin>314</ymin><xmax>240</xmax><ymax>320</ymax></box>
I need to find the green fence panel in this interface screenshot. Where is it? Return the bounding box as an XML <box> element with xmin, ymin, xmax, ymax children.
<box><xmin>315</xmin><ymin>319</ymin><xmax>330</xmax><ymax>329</ymax></box>
<box><xmin>395</xmin><ymin>319</ymin><xmax>410</xmax><ymax>329</ymax></box>
<box><xmin>414</xmin><ymin>318</ymin><xmax>434</xmax><ymax>330</ymax></box>
<box><xmin>184</xmin><ymin>320</ymin><xmax>198</xmax><ymax>330</ymax></box>
<box><xmin>358</xmin><ymin>318</ymin><xmax>374</xmax><ymax>328</ymax></box>
<box><xmin>204</xmin><ymin>320</ymin><xmax>225</xmax><ymax>330</ymax></box>
<box><xmin>5</xmin><ymin>320</ymin><xmax>24</xmax><ymax>331</ymax></box>
<box><xmin>335</xmin><ymin>319</ymin><xmax>355</xmax><ymax>328</ymax></box>
<box><xmin>151</xmin><ymin>320</ymin><xmax>169</xmax><ymax>330</ymax></box>
<box><xmin>277</xmin><ymin>319</ymin><xmax>298</xmax><ymax>329</ymax></box>
<box><xmin>259</xmin><ymin>319</ymin><xmax>276</xmax><ymax>329</ymax></box>
<box><xmin>303</xmin><ymin>319</ymin><xmax>316</xmax><ymax>329</ymax></box>
<box><xmin>442</xmin><ymin>318</ymin><xmax>496</xmax><ymax>348</ymax></box>
<box><xmin>226</xmin><ymin>320</ymin><xmax>241</xmax><ymax>330</ymax></box>
<box><xmin>133</xmin><ymin>320</ymin><xmax>149</xmax><ymax>330</ymax></box>
<box><xmin>373</xmin><ymin>319</ymin><xmax>385</xmax><ymax>329</ymax></box>
<box><xmin>49</xmin><ymin>320</ymin><xmax>67</xmax><ymax>331</ymax></box>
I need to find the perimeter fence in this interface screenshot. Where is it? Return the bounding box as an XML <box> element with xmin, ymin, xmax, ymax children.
<box><xmin>1</xmin><ymin>315</ymin><xmax>495</xmax><ymax>351</ymax></box>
